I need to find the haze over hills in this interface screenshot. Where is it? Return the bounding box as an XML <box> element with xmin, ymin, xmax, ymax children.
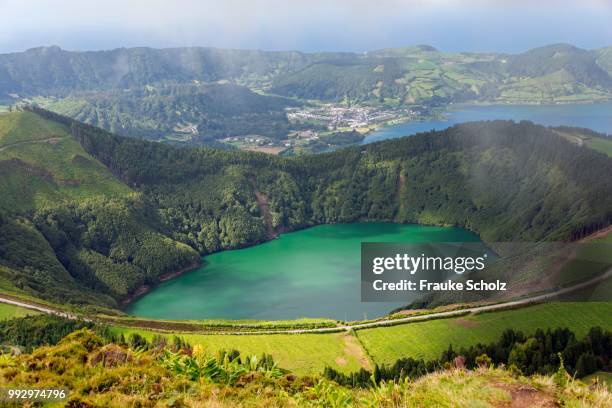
<box><xmin>1</xmin><ymin>2</ymin><xmax>612</xmax><ymax>405</ymax></box>
<box><xmin>1</xmin><ymin>43</ymin><xmax>611</xmax><ymax>145</ymax></box>
<box><xmin>0</xmin><ymin>108</ymin><xmax>611</xmax><ymax>311</ymax></box>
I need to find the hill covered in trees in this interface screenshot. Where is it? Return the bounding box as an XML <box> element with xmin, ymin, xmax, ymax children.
<box><xmin>38</xmin><ymin>83</ymin><xmax>301</xmax><ymax>144</ymax></box>
<box><xmin>0</xmin><ymin>111</ymin><xmax>199</xmax><ymax>310</ymax></box>
<box><xmin>0</xmin><ymin>108</ymin><xmax>611</xmax><ymax>310</ymax></box>
<box><xmin>1</xmin><ymin>43</ymin><xmax>611</xmax><ymax>143</ymax></box>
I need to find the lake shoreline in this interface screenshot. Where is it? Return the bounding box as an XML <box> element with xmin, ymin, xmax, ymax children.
<box><xmin>125</xmin><ymin>222</ymin><xmax>483</xmax><ymax>321</ymax></box>
<box><xmin>120</xmin><ymin>260</ymin><xmax>202</xmax><ymax>308</ymax></box>
<box><xmin>363</xmin><ymin>101</ymin><xmax>612</xmax><ymax>145</ymax></box>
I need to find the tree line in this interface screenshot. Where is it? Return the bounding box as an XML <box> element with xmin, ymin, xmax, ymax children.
<box><xmin>325</xmin><ymin>326</ymin><xmax>612</xmax><ymax>387</ymax></box>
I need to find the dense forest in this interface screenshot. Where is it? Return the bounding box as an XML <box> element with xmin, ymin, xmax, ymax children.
<box><xmin>43</xmin><ymin>83</ymin><xmax>301</xmax><ymax>143</ymax></box>
<box><xmin>1</xmin><ymin>107</ymin><xmax>611</xmax><ymax>310</ymax></box>
<box><xmin>1</xmin><ymin>44</ymin><xmax>611</xmax><ymax>143</ymax></box>
<box><xmin>63</xmin><ymin>107</ymin><xmax>612</xmax><ymax>244</ymax></box>
<box><xmin>325</xmin><ymin>326</ymin><xmax>612</xmax><ymax>387</ymax></box>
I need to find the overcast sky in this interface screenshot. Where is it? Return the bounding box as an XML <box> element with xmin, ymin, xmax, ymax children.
<box><xmin>0</xmin><ymin>0</ymin><xmax>610</xmax><ymax>54</ymax></box>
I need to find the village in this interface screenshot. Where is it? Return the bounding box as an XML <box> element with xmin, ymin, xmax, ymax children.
<box><xmin>221</xmin><ymin>103</ymin><xmax>429</xmax><ymax>154</ymax></box>
<box><xmin>286</xmin><ymin>103</ymin><xmax>424</xmax><ymax>132</ymax></box>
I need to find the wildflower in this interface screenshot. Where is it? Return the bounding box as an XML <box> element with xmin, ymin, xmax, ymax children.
<box><xmin>193</xmin><ymin>344</ymin><xmax>205</xmax><ymax>359</ymax></box>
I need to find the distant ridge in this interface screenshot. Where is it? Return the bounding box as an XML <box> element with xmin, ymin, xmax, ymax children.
<box><xmin>1</xmin><ymin>43</ymin><xmax>611</xmax><ymax>144</ymax></box>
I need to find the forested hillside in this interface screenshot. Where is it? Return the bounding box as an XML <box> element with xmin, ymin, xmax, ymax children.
<box><xmin>1</xmin><ymin>43</ymin><xmax>610</xmax><ymax>143</ymax></box>
<box><xmin>0</xmin><ymin>46</ymin><xmax>314</xmax><ymax>94</ymax></box>
<box><xmin>0</xmin><ymin>111</ymin><xmax>199</xmax><ymax>310</ymax></box>
<box><xmin>270</xmin><ymin>43</ymin><xmax>612</xmax><ymax>104</ymax></box>
<box><xmin>65</xmin><ymin>108</ymin><xmax>612</xmax><ymax>245</ymax></box>
<box><xmin>42</xmin><ymin>83</ymin><xmax>300</xmax><ymax>143</ymax></box>
<box><xmin>1</xmin><ymin>107</ymin><xmax>611</xmax><ymax>310</ymax></box>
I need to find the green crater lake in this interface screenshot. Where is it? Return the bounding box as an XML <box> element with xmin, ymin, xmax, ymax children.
<box><xmin>126</xmin><ymin>223</ymin><xmax>482</xmax><ymax>321</ymax></box>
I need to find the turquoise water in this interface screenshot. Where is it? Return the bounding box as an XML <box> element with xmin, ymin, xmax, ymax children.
<box><xmin>126</xmin><ymin>223</ymin><xmax>481</xmax><ymax>321</ymax></box>
<box><xmin>364</xmin><ymin>103</ymin><xmax>612</xmax><ymax>144</ymax></box>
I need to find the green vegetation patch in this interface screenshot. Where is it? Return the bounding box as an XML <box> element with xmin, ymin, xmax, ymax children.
<box><xmin>112</xmin><ymin>326</ymin><xmax>365</xmax><ymax>375</ymax></box>
<box><xmin>0</xmin><ymin>111</ymin><xmax>69</xmax><ymax>147</ymax></box>
<box><xmin>0</xmin><ymin>112</ymin><xmax>131</xmax><ymax>212</ymax></box>
<box><xmin>582</xmin><ymin>371</ymin><xmax>612</xmax><ymax>391</ymax></box>
<box><xmin>586</xmin><ymin>137</ymin><xmax>612</xmax><ymax>157</ymax></box>
<box><xmin>0</xmin><ymin>303</ymin><xmax>39</xmax><ymax>320</ymax></box>
<box><xmin>357</xmin><ymin>302</ymin><xmax>612</xmax><ymax>364</ymax></box>
<box><xmin>1</xmin><ymin>326</ymin><xmax>609</xmax><ymax>407</ymax></box>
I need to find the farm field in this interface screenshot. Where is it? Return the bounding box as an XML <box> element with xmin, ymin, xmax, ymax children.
<box><xmin>356</xmin><ymin>302</ymin><xmax>612</xmax><ymax>365</ymax></box>
<box><xmin>111</xmin><ymin>327</ymin><xmax>366</xmax><ymax>375</ymax></box>
<box><xmin>108</xmin><ymin>302</ymin><xmax>612</xmax><ymax>375</ymax></box>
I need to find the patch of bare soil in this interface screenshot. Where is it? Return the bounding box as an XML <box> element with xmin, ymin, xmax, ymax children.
<box><xmin>453</xmin><ymin>317</ymin><xmax>479</xmax><ymax>328</ymax></box>
<box><xmin>581</xmin><ymin>225</ymin><xmax>612</xmax><ymax>242</ymax></box>
<box><xmin>249</xmin><ymin>178</ymin><xmax>277</xmax><ymax>239</ymax></box>
<box><xmin>494</xmin><ymin>383</ymin><xmax>556</xmax><ymax>408</ymax></box>
<box><xmin>243</xmin><ymin>146</ymin><xmax>286</xmax><ymax>155</ymax></box>
<box><xmin>341</xmin><ymin>333</ymin><xmax>372</xmax><ymax>370</ymax></box>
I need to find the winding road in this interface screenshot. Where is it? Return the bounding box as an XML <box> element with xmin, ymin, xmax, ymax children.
<box><xmin>0</xmin><ymin>136</ymin><xmax>66</xmax><ymax>152</ymax></box>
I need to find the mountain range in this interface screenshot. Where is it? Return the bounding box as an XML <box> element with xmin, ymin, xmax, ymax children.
<box><xmin>1</xmin><ymin>43</ymin><xmax>611</xmax><ymax>144</ymax></box>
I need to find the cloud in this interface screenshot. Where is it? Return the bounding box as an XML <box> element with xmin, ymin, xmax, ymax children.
<box><xmin>0</xmin><ymin>0</ymin><xmax>610</xmax><ymax>53</ymax></box>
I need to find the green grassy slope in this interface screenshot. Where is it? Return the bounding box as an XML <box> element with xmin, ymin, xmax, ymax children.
<box><xmin>586</xmin><ymin>137</ymin><xmax>612</xmax><ymax>157</ymax></box>
<box><xmin>0</xmin><ymin>303</ymin><xmax>38</xmax><ymax>320</ymax></box>
<box><xmin>553</xmin><ymin>126</ymin><xmax>612</xmax><ymax>157</ymax></box>
<box><xmin>0</xmin><ymin>110</ymin><xmax>68</xmax><ymax>146</ymax></box>
<box><xmin>108</xmin><ymin>302</ymin><xmax>612</xmax><ymax>375</ymax></box>
<box><xmin>111</xmin><ymin>327</ymin><xmax>365</xmax><ymax>375</ymax></box>
<box><xmin>0</xmin><ymin>111</ymin><xmax>131</xmax><ymax>212</ymax></box>
<box><xmin>0</xmin><ymin>111</ymin><xmax>199</xmax><ymax>308</ymax></box>
<box><xmin>583</xmin><ymin>371</ymin><xmax>612</xmax><ymax>391</ymax></box>
<box><xmin>271</xmin><ymin>44</ymin><xmax>612</xmax><ymax>105</ymax></box>
<box><xmin>357</xmin><ymin>302</ymin><xmax>612</xmax><ymax>365</ymax></box>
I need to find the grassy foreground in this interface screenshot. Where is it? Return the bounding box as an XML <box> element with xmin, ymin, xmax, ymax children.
<box><xmin>583</xmin><ymin>371</ymin><xmax>612</xmax><ymax>392</ymax></box>
<box><xmin>0</xmin><ymin>328</ymin><xmax>609</xmax><ymax>407</ymax></box>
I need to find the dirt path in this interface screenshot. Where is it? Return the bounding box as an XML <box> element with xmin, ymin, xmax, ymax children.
<box><xmin>582</xmin><ymin>225</ymin><xmax>612</xmax><ymax>242</ymax></box>
<box><xmin>249</xmin><ymin>177</ymin><xmax>277</xmax><ymax>239</ymax></box>
<box><xmin>0</xmin><ymin>136</ymin><xmax>66</xmax><ymax>152</ymax></box>
<box><xmin>0</xmin><ymin>294</ymin><xmax>84</xmax><ymax>321</ymax></box>
<box><xmin>494</xmin><ymin>382</ymin><xmax>556</xmax><ymax>408</ymax></box>
<box><xmin>340</xmin><ymin>332</ymin><xmax>372</xmax><ymax>370</ymax></box>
